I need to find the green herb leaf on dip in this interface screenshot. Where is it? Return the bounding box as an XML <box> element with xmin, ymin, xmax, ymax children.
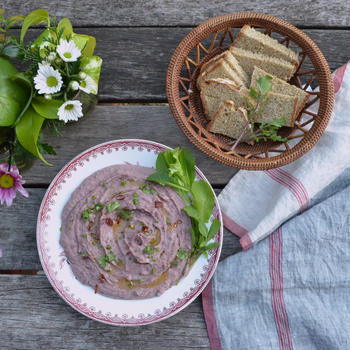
<box><xmin>106</xmin><ymin>251</ymin><xmax>115</xmax><ymax>262</ymax></box>
<box><xmin>82</xmin><ymin>209</ymin><xmax>91</xmax><ymax>221</ymax></box>
<box><xmin>106</xmin><ymin>201</ymin><xmax>120</xmax><ymax>213</ymax></box>
<box><xmin>176</xmin><ymin>248</ymin><xmax>188</xmax><ymax>260</ymax></box>
<box><xmin>143</xmin><ymin>246</ymin><xmax>154</xmax><ymax>255</ymax></box>
<box><xmin>94</xmin><ymin>203</ymin><xmax>103</xmax><ymax>211</ymax></box>
<box><xmin>98</xmin><ymin>256</ymin><xmax>106</xmax><ymax>268</ymax></box>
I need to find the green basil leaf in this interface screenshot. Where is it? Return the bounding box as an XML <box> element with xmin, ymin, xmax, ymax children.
<box><xmin>207</xmin><ymin>219</ymin><xmax>221</xmax><ymax>241</ymax></box>
<box><xmin>15</xmin><ymin>106</ymin><xmax>51</xmax><ymax>165</ymax></box>
<box><xmin>155</xmin><ymin>153</ymin><xmax>169</xmax><ymax>174</ymax></box>
<box><xmin>190</xmin><ymin>180</ymin><xmax>214</xmax><ymax>223</ymax></box>
<box><xmin>20</xmin><ymin>9</ymin><xmax>49</xmax><ymax>43</ymax></box>
<box><xmin>32</xmin><ymin>97</ymin><xmax>63</xmax><ymax>119</ymax></box>
<box><xmin>256</xmin><ymin>75</ymin><xmax>272</xmax><ymax>96</ymax></box>
<box><xmin>249</xmin><ymin>87</ymin><xmax>259</xmax><ymax>99</ymax></box>
<box><xmin>179</xmin><ymin>148</ymin><xmax>196</xmax><ymax>188</ymax></box>
<box><xmin>184</xmin><ymin>206</ymin><xmax>199</xmax><ymax>220</ymax></box>
<box><xmin>201</xmin><ymin>242</ymin><xmax>219</xmax><ymax>252</ymax></box>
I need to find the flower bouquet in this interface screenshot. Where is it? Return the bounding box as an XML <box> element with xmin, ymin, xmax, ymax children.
<box><xmin>0</xmin><ymin>8</ymin><xmax>102</xmax><ymax>206</ymax></box>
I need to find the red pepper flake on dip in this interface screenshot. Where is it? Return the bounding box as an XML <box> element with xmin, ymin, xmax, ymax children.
<box><xmin>60</xmin><ymin>164</ymin><xmax>192</xmax><ymax>299</ymax></box>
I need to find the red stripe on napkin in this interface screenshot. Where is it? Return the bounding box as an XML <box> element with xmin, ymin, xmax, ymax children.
<box><xmin>270</xmin><ymin>228</ymin><xmax>294</xmax><ymax>350</ymax></box>
<box><xmin>202</xmin><ymin>279</ymin><xmax>222</xmax><ymax>350</ymax></box>
<box><xmin>334</xmin><ymin>62</ymin><xmax>348</xmax><ymax>94</ymax></box>
<box><xmin>222</xmin><ymin>211</ymin><xmax>248</xmax><ymax>237</ymax></box>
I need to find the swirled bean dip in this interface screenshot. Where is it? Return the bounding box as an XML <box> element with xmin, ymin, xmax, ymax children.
<box><xmin>60</xmin><ymin>164</ymin><xmax>192</xmax><ymax>299</ymax></box>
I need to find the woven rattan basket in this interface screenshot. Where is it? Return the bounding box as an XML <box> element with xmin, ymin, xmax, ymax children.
<box><xmin>166</xmin><ymin>13</ymin><xmax>334</xmax><ymax>170</ymax></box>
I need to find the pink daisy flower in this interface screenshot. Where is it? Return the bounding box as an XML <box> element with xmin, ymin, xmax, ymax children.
<box><xmin>0</xmin><ymin>163</ymin><xmax>29</xmax><ymax>206</ymax></box>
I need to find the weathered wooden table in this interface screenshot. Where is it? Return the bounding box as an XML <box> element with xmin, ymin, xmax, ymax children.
<box><xmin>1</xmin><ymin>1</ymin><xmax>349</xmax><ymax>349</ymax></box>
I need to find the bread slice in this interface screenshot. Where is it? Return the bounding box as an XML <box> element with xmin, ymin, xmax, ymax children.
<box><xmin>232</xmin><ymin>25</ymin><xmax>299</xmax><ymax>66</ymax></box>
<box><xmin>252</xmin><ymin>92</ymin><xmax>298</xmax><ymax>127</ymax></box>
<box><xmin>197</xmin><ymin>58</ymin><xmax>245</xmax><ymax>90</ymax></box>
<box><xmin>229</xmin><ymin>46</ymin><xmax>297</xmax><ymax>81</ymax></box>
<box><xmin>250</xmin><ymin>66</ymin><xmax>310</xmax><ymax>117</ymax></box>
<box><xmin>200</xmin><ymin>78</ymin><xmax>253</xmax><ymax>119</ymax></box>
<box><xmin>208</xmin><ymin>101</ymin><xmax>253</xmax><ymax>144</ymax></box>
<box><xmin>198</xmin><ymin>50</ymin><xmax>249</xmax><ymax>88</ymax></box>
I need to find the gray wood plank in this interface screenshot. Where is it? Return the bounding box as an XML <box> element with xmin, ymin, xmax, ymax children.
<box><xmin>17</xmin><ymin>105</ymin><xmax>239</xmax><ymax>186</ymax></box>
<box><xmin>11</xmin><ymin>28</ymin><xmax>350</xmax><ymax>101</ymax></box>
<box><xmin>3</xmin><ymin>0</ymin><xmax>350</xmax><ymax>27</ymax></box>
<box><xmin>0</xmin><ymin>188</ymin><xmax>241</xmax><ymax>270</ymax></box>
<box><xmin>0</xmin><ymin>275</ymin><xmax>210</xmax><ymax>350</ymax></box>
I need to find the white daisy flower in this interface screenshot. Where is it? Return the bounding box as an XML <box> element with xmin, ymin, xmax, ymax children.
<box><xmin>57</xmin><ymin>100</ymin><xmax>83</xmax><ymax>123</ymax></box>
<box><xmin>47</xmin><ymin>51</ymin><xmax>56</xmax><ymax>61</ymax></box>
<box><xmin>70</xmin><ymin>81</ymin><xmax>79</xmax><ymax>91</ymax></box>
<box><xmin>57</xmin><ymin>39</ymin><xmax>81</xmax><ymax>62</ymax></box>
<box><xmin>79</xmin><ymin>74</ymin><xmax>98</xmax><ymax>94</ymax></box>
<box><xmin>33</xmin><ymin>62</ymin><xmax>63</xmax><ymax>94</ymax></box>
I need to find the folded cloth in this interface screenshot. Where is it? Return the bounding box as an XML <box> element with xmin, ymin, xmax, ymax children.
<box><xmin>203</xmin><ymin>170</ymin><xmax>349</xmax><ymax>350</ymax></box>
<box><xmin>218</xmin><ymin>62</ymin><xmax>350</xmax><ymax>249</ymax></box>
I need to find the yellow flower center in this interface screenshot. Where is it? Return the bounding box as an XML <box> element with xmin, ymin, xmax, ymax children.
<box><xmin>65</xmin><ymin>104</ymin><xmax>74</xmax><ymax>111</ymax></box>
<box><xmin>80</xmin><ymin>81</ymin><xmax>87</xmax><ymax>88</ymax></box>
<box><xmin>46</xmin><ymin>76</ymin><xmax>58</xmax><ymax>87</ymax></box>
<box><xmin>63</xmin><ymin>52</ymin><xmax>72</xmax><ymax>59</ymax></box>
<box><xmin>0</xmin><ymin>174</ymin><xmax>14</xmax><ymax>189</ymax></box>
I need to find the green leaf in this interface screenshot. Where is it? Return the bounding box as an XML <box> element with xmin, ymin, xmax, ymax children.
<box><xmin>82</xmin><ymin>209</ymin><xmax>91</xmax><ymax>221</ymax></box>
<box><xmin>20</xmin><ymin>9</ymin><xmax>49</xmax><ymax>43</ymax></box>
<box><xmin>198</xmin><ymin>221</ymin><xmax>208</xmax><ymax>238</ymax></box>
<box><xmin>201</xmin><ymin>242</ymin><xmax>219</xmax><ymax>252</ymax></box>
<box><xmin>176</xmin><ymin>248</ymin><xmax>188</xmax><ymax>260</ymax></box>
<box><xmin>191</xmin><ymin>180</ymin><xmax>214</xmax><ymax>223</ymax></box>
<box><xmin>11</xmin><ymin>73</ymin><xmax>33</xmax><ymax>125</ymax></box>
<box><xmin>184</xmin><ymin>206</ymin><xmax>199</xmax><ymax>220</ymax></box>
<box><xmin>207</xmin><ymin>219</ymin><xmax>221</xmax><ymax>241</ymax></box>
<box><xmin>7</xmin><ymin>15</ymin><xmax>24</xmax><ymax>28</ymax></box>
<box><xmin>249</xmin><ymin>87</ymin><xmax>259</xmax><ymax>99</ymax></box>
<box><xmin>38</xmin><ymin>142</ymin><xmax>56</xmax><ymax>155</ymax></box>
<box><xmin>2</xmin><ymin>45</ymin><xmax>20</xmax><ymax>57</ymax></box>
<box><xmin>0</xmin><ymin>57</ymin><xmax>29</xmax><ymax>126</ymax></box>
<box><xmin>106</xmin><ymin>201</ymin><xmax>120</xmax><ymax>213</ymax></box>
<box><xmin>73</xmin><ymin>33</ymin><xmax>96</xmax><ymax>56</ymax></box>
<box><xmin>32</xmin><ymin>97</ymin><xmax>63</xmax><ymax>119</ymax></box>
<box><xmin>256</xmin><ymin>75</ymin><xmax>272</xmax><ymax>96</ymax></box>
<box><xmin>57</xmin><ymin>17</ymin><xmax>73</xmax><ymax>38</ymax></box>
<box><xmin>155</xmin><ymin>153</ymin><xmax>169</xmax><ymax>173</ymax></box>
<box><xmin>15</xmin><ymin>106</ymin><xmax>50</xmax><ymax>165</ymax></box>
<box><xmin>179</xmin><ymin>148</ymin><xmax>196</xmax><ymax>188</ymax></box>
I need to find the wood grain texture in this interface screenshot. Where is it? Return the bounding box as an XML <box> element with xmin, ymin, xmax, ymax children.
<box><xmin>0</xmin><ymin>188</ymin><xmax>241</xmax><ymax>270</ymax></box>
<box><xmin>0</xmin><ymin>275</ymin><xmax>210</xmax><ymax>349</ymax></box>
<box><xmin>11</xmin><ymin>28</ymin><xmax>350</xmax><ymax>101</ymax></box>
<box><xmin>16</xmin><ymin>105</ymin><xmax>238</xmax><ymax>186</ymax></box>
<box><xmin>3</xmin><ymin>0</ymin><xmax>350</xmax><ymax>27</ymax></box>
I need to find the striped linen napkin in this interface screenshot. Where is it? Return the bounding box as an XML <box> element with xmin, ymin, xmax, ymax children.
<box><xmin>217</xmin><ymin>62</ymin><xmax>350</xmax><ymax>249</ymax></box>
<box><xmin>202</xmin><ymin>62</ymin><xmax>350</xmax><ymax>350</ymax></box>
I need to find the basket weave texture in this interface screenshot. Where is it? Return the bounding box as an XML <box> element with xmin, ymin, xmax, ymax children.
<box><xmin>166</xmin><ymin>13</ymin><xmax>334</xmax><ymax>170</ymax></box>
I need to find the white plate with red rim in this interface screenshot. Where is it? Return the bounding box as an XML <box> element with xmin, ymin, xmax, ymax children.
<box><xmin>37</xmin><ymin>139</ymin><xmax>223</xmax><ymax>326</ymax></box>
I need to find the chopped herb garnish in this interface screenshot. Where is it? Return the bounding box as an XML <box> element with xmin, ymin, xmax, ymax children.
<box><xmin>102</xmin><ymin>183</ymin><xmax>107</xmax><ymax>189</ymax></box>
<box><xmin>171</xmin><ymin>260</ymin><xmax>179</xmax><ymax>267</ymax></box>
<box><xmin>98</xmin><ymin>256</ymin><xmax>106</xmax><ymax>268</ymax></box>
<box><xmin>127</xmin><ymin>280</ymin><xmax>134</xmax><ymax>288</ymax></box>
<box><xmin>151</xmin><ymin>268</ymin><xmax>155</xmax><ymax>275</ymax></box>
<box><xmin>106</xmin><ymin>251</ymin><xmax>115</xmax><ymax>262</ymax></box>
<box><xmin>152</xmin><ymin>258</ymin><xmax>158</xmax><ymax>262</ymax></box>
<box><xmin>139</xmin><ymin>183</ymin><xmax>155</xmax><ymax>194</ymax></box>
<box><xmin>92</xmin><ymin>195</ymin><xmax>97</xmax><ymax>200</ymax></box>
<box><xmin>94</xmin><ymin>203</ymin><xmax>103</xmax><ymax>211</ymax></box>
<box><xmin>121</xmin><ymin>180</ymin><xmax>126</xmax><ymax>187</ymax></box>
<box><xmin>82</xmin><ymin>209</ymin><xmax>91</xmax><ymax>221</ymax></box>
<box><xmin>133</xmin><ymin>258</ymin><xmax>139</xmax><ymax>264</ymax></box>
<box><xmin>138</xmin><ymin>279</ymin><xmax>143</xmax><ymax>284</ymax></box>
<box><xmin>106</xmin><ymin>201</ymin><xmax>120</xmax><ymax>213</ymax></box>
<box><xmin>133</xmin><ymin>199</ymin><xmax>139</xmax><ymax>205</ymax></box>
<box><xmin>133</xmin><ymin>192</ymin><xmax>139</xmax><ymax>198</ymax></box>
<box><xmin>117</xmin><ymin>259</ymin><xmax>123</xmax><ymax>267</ymax></box>
<box><xmin>92</xmin><ymin>241</ymin><xmax>97</xmax><ymax>246</ymax></box>
<box><xmin>129</xmin><ymin>224</ymin><xmax>135</xmax><ymax>229</ymax></box>
<box><xmin>176</xmin><ymin>248</ymin><xmax>188</xmax><ymax>260</ymax></box>
<box><xmin>155</xmin><ymin>247</ymin><xmax>160</xmax><ymax>252</ymax></box>
<box><xmin>106</xmin><ymin>244</ymin><xmax>112</xmax><ymax>250</ymax></box>
<box><xmin>80</xmin><ymin>253</ymin><xmax>87</xmax><ymax>257</ymax></box>
<box><xmin>143</xmin><ymin>246</ymin><xmax>154</xmax><ymax>255</ymax></box>
<box><xmin>106</xmin><ymin>269</ymin><xmax>111</xmax><ymax>273</ymax></box>
<box><xmin>118</xmin><ymin>209</ymin><xmax>133</xmax><ymax>221</ymax></box>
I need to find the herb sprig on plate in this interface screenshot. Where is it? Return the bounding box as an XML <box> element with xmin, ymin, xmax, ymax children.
<box><xmin>147</xmin><ymin>147</ymin><xmax>220</xmax><ymax>258</ymax></box>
